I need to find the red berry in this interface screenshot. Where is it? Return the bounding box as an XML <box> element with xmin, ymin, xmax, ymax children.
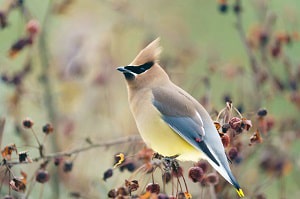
<box><xmin>146</xmin><ymin>183</ymin><xmax>160</xmax><ymax>194</ymax></box>
<box><xmin>171</xmin><ymin>166</ymin><xmax>183</xmax><ymax>177</ymax></box>
<box><xmin>196</xmin><ymin>161</ymin><xmax>209</xmax><ymax>173</ymax></box>
<box><xmin>188</xmin><ymin>167</ymin><xmax>204</xmax><ymax>183</ymax></box>
<box><xmin>162</xmin><ymin>171</ymin><xmax>172</xmax><ymax>184</ymax></box>
<box><xmin>229</xmin><ymin>117</ymin><xmax>242</xmax><ymax>132</ymax></box>
<box><xmin>271</xmin><ymin>45</ymin><xmax>281</xmax><ymax>58</ymax></box>
<box><xmin>228</xmin><ymin>147</ymin><xmax>238</xmax><ymax>161</ymax></box>
<box><xmin>107</xmin><ymin>189</ymin><xmax>117</xmax><ymax>198</ymax></box>
<box><xmin>26</xmin><ymin>19</ymin><xmax>40</xmax><ymax>35</ymax></box>
<box><xmin>221</xmin><ymin>134</ymin><xmax>230</xmax><ymax>148</ymax></box>
<box><xmin>205</xmin><ymin>173</ymin><xmax>219</xmax><ymax>185</ymax></box>
<box><xmin>117</xmin><ymin>187</ymin><xmax>128</xmax><ymax>196</ymax></box>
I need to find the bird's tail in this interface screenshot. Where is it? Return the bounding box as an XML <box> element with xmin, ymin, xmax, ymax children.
<box><xmin>236</xmin><ymin>188</ymin><xmax>245</xmax><ymax>197</ymax></box>
<box><xmin>204</xmin><ymin>150</ymin><xmax>245</xmax><ymax>197</ymax></box>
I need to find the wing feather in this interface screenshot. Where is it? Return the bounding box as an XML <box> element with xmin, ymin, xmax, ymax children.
<box><xmin>152</xmin><ymin>87</ymin><xmax>220</xmax><ymax>166</ymax></box>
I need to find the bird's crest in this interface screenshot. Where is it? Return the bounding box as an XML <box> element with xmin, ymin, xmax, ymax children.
<box><xmin>130</xmin><ymin>38</ymin><xmax>162</xmax><ymax>66</ymax></box>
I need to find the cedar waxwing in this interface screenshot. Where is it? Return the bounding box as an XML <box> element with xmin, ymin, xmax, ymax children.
<box><xmin>117</xmin><ymin>38</ymin><xmax>244</xmax><ymax>197</ymax></box>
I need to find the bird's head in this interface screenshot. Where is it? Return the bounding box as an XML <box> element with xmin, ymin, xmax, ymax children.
<box><xmin>117</xmin><ymin>38</ymin><xmax>169</xmax><ymax>89</ymax></box>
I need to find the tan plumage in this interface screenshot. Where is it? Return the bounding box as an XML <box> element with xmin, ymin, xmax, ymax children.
<box><xmin>117</xmin><ymin>38</ymin><xmax>244</xmax><ymax>197</ymax></box>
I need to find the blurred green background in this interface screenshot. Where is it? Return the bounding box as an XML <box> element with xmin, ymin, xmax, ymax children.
<box><xmin>0</xmin><ymin>0</ymin><xmax>299</xmax><ymax>198</ymax></box>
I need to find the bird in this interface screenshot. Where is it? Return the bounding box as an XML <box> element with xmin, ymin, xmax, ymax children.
<box><xmin>117</xmin><ymin>38</ymin><xmax>244</xmax><ymax>197</ymax></box>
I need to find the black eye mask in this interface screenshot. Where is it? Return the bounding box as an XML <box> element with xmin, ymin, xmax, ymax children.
<box><xmin>124</xmin><ymin>61</ymin><xmax>154</xmax><ymax>74</ymax></box>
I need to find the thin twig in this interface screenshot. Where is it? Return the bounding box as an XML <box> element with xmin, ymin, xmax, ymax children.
<box><xmin>30</xmin><ymin>128</ymin><xmax>41</xmax><ymax>147</ymax></box>
<box><xmin>235</xmin><ymin>0</ymin><xmax>262</xmax><ymax>108</ymax></box>
<box><xmin>6</xmin><ymin>135</ymin><xmax>141</xmax><ymax>166</ymax></box>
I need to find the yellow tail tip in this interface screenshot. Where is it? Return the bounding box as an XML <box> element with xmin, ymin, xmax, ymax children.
<box><xmin>236</xmin><ymin>188</ymin><xmax>245</xmax><ymax>197</ymax></box>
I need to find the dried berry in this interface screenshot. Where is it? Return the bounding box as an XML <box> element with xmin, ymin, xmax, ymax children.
<box><xmin>249</xmin><ymin>130</ymin><xmax>263</xmax><ymax>145</ymax></box>
<box><xmin>259</xmin><ymin>156</ymin><xmax>272</xmax><ymax>172</ymax></box>
<box><xmin>205</xmin><ymin>173</ymin><xmax>219</xmax><ymax>185</ymax></box>
<box><xmin>42</xmin><ymin>123</ymin><xmax>54</xmax><ymax>134</ymax></box>
<box><xmin>266</xmin><ymin>117</ymin><xmax>275</xmax><ymax>131</ymax></box>
<box><xmin>146</xmin><ymin>183</ymin><xmax>160</xmax><ymax>194</ymax></box>
<box><xmin>233</xmin><ymin>2</ymin><xmax>242</xmax><ymax>14</ymax></box>
<box><xmin>120</xmin><ymin>161</ymin><xmax>135</xmax><ymax>172</ymax></box>
<box><xmin>241</xmin><ymin>118</ymin><xmax>252</xmax><ymax>131</ymax></box>
<box><xmin>162</xmin><ymin>171</ymin><xmax>172</xmax><ymax>184</ymax></box>
<box><xmin>63</xmin><ymin>161</ymin><xmax>73</xmax><ymax>172</ymax></box>
<box><xmin>125</xmin><ymin>179</ymin><xmax>139</xmax><ymax>193</ymax></box>
<box><xmin>257</xmin><ymin>108</ymin><xmax>267</xmax><ymax>117</ymax></box>
<box><xmin>1</xmin><ymin>144</ymin><xmax>17</xmax><ymax>160</ymax></box>
<box><xmin>259</xmin><ymin>32</ymin><xmax>269</xmax><ymax>47</ymax></box>
<box><xmin>256</xmin><ymin>193</ymin><xmax>266</xmax><ymax>199</ymax></box>
<box><xmin>107</xmin><ymin>189</ymin><xmax>117</xmax><ymax>198</ymax></box>
<box><xmin>188</xmin><ymin>166</ymin><xmax>204</xmax><ymax>182</ymax></box>
<box><xmin>223</xmin><ymin>94</ymin><xmax>232</xmax><ymax>103</ymax></box>
<box><xmin>158</xmin><ymin>193</ymin><xmax>169</xmax><ymax>199</ymax></box>
<box><xmin>117</xmin><ymin>187</ymin><xmax>128</xmax><ymax>196</ymax></box>
<box><xmin>103</xmin><ymin>168</ymin><xmax>113</xmax><ymax>181</ymax></box>
<box><xmin>36</xmin><ymin>170</ymin><xmax>50</xmax><ymax>183</ymax></box>
<box><xmin>271</xmin><ymin>44</ymin><xmax>281</xmax><ymax>58</ymax></box>
<box><xmin>219</xmin><ymin>3</ymin><xmax>228</xmax><ymax>13</ymax></box>
<box><xmin>200</xmin><ymin>176</ymin><xmax>208</xmax><ymax>187</ymax></box>
<box><xmin>23</xmin><ymin>118</ymin><xmax>34</xmax><ymax>128</ymax></box>
<box><xmin>177</xmin><ymin>192</ymin><xmax>185</xmax><ymax>199</ymax></box>
<box><xmin>54</xmin><ymin>157</ymin><xmax>62</xmax><ymax>166</ymax></box>
<box><xmin>171</xmin><ymin>165</ymin><xmax>183</xmax><ymax>177</ymax></box>
<box><xmin>228</xmin><ymin>147</ymin><xmax>238</xmax><ymax>161</ymax></box>
<box><xmin>229</xmin><ymin>117</ymin><xmax>242</xmax><ymax>132</ymax></box>
<box><xmin>10</xmin><ymin>178</ymin><xmax>26</xmax><ymax>192</ymax></box>
<box><xmin>196</xmin><ymin>161</ymin><xmax>209</xmax><ymax>173</ymax></box>
<box><xmin>222</xmin><ymin>123</ymin><xmax>230</xmax><ymax>133</ymax></box>
<box><xmin>229</xmin><ymin>117</ymin><xmax>252</xmax><ymax>133</ymax></box>
<box><xmin>221</xmin><ymin>133</ymin><xmax>230</xmax><ymax>148</ymax></box>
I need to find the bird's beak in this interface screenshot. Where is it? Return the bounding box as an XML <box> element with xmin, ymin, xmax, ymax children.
<box><xmin>117</xmin><ymin>67</ymin><xmax>129</xmax><ymax>73</ymax></box>
<box><xmin>117</xmin><ymin>66</ymin><xmax>136</xmax><ymax>80</ymax></box>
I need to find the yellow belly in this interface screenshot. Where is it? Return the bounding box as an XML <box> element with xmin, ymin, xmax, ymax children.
<box><xmin>135</xmin><ymin>106</ymin><xmax>204</xmax><ymax>162</ymax></box>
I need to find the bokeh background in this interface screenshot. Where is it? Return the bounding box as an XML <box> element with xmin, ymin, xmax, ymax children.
<box><xmin>0</xmin><ymin>0</ymin><xmax>299</xmax><ymax>198</ymax></box>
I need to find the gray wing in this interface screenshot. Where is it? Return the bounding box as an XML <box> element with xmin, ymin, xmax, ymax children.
<box><xmin>152</xmin><ymin>87</ymin><xmax>220</xmax><ymax>166</ymax></box>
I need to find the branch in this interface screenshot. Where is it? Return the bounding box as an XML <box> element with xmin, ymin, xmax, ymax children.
<box><xmin>4</xmin><ymin>135</ymin><xmax>142</xmax><ymax>166</ymax></box>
